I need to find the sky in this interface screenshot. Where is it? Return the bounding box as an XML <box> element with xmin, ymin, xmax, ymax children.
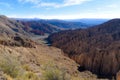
<box><xmin>0</xmin><ymin>0</ymin><xmax>120</xmax><ymax>19</ymax></box>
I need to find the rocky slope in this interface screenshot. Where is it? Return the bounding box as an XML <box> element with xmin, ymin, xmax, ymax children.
<box><xmin>48</xmin><ymin>19</ymin><xmax>120</xmax><ymax>78</ymax></box>
<box><xmin>0</xmin><ymin>15</ymin><xmax>36</xmax><ymax>47</ymax></box>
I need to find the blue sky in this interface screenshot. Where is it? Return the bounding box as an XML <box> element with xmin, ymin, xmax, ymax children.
<box><xmin>0</xmin><ymin>0</ymin><xmax>120</xmax><ymax>19</ymax></box>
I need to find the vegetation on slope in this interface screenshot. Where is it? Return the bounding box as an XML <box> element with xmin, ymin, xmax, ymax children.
<box><xmin>0</xmin><ymin>44</ymin><xmax>98</xmax><ymax>80</ymax></box>
<box><xmin>48</xmin><ymin>19</ymin><xmax>120</xmax><ymax>78</ymax></box>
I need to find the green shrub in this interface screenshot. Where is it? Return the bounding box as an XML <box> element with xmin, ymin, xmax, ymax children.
<box><xmin>16</xmin><ymin>71</ymin><xmax>40</xmax><ymax>80</ymax></box>
<box><xmin>0</xmin><ymin>53</ymin><xmax>23</xmax><ymax>78</ymax></box>
<box><xmin>0</xmin><ymin>53</ymin><xmax>40</xmax><ymax>80</ymax></box>
<box><xmin>42</xmin><ymin>63</ymin><xmax>70</xmax><ymax>80</ymax></box>
<box><xmin>22</xmin><ymin>64</ymin><xmax>32</xmax><ymax>71</ymax></box>
<box><xmin>43</xmin><ymin>68</ymin><xmax>61</xmax><ymax>80</ymax></box>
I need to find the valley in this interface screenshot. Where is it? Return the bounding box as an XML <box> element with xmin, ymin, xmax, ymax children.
<box><xmin>0</xmin><ymin>15</ymin><xmax>119</xmax><ymax>80</ymax></box>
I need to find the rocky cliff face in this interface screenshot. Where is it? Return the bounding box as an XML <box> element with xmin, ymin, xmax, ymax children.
<box><xmin>48</xmin><ymin>19</ymin><xmax>120</xmax><ymax>78</ymax></box>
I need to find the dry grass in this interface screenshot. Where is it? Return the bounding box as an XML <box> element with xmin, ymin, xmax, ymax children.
<box><xmin>0</xmin><ymin>44</ymin><xmax>108</xmax><ymax>80</ymax></box>
<box><xmin>0</xmin><ymin>53</ymin><xmax>23</xmax><ymax>78</ymax></box>
<box><xmin>41</xmin><ymin>62</ymin><xmax>70</xmax><ymax>80</ymax></box>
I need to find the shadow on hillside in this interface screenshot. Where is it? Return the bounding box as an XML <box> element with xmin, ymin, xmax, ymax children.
<box><xmin>77</xmin><ymin>65</ymin><xmax>116</xmax><ymax>80</ymax></box>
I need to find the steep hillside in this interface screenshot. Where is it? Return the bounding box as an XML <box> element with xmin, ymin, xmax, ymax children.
<box><xmin>0</xmin><ymin>15</ymin><xmax>30</xmax><ymax>37</ymax></box>
<box><xmin>0</xmin><ymin>43</ymin><xmax>105</xmax><ymax>80</ymax></box>
<box><xmin>48</xmin><ymin>19</ymin><xmax>120</xmax><ymax>78</ymax></box>
<box><xmin>0</xmin><ymin>15</ymin><xmax>35</xmax><ymax>47</ymax></box>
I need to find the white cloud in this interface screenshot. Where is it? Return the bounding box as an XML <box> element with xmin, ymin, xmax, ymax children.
<box><xmin>39</xmin><ymin>2</ymin><xmax>59</xmax><ymax>8</ymax></box>
<box><xmin>7</xmin><ymin>12</ymin><xmax>120</xmax><ymax>19</ymax></box>
<box><xmin>63</xmin><ymin>0</ymin><xmax>90</xmax><ymax>7</ymax></box>
<box><xmin>8</xmin><ymin>14</ymin><xmax>83</xmax><ymax>19</ymax></box>
<box><xmin>18</xmin><ymin>0</ymin><xmax>91</xmax><ymax>8</ymax></box>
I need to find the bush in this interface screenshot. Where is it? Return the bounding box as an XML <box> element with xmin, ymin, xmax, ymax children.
<box><xmin>0</xmin><ymin>53</ymin><xmax>23</xmax><ymax>78</ymax></box>
<box><xmin>16</xmin><ymin>71</ymin><xmax>40</xmax><ymax>80</ymax></box>
<box><xmin>0</xmin><ymin>53</ymin><xmax>40</xmax><ymax>80</ymax></box>
<box><xmin>43</xmin><ymin>68</ymin><xmax>61</xmax><ymax>80</ymax></box>
<box><xmin>22</xmin><ymin>64</ymin><xmax>32</xmax><ymax>71</ymax></box>
<box><xmin>42</xmin><ymin>63</ymin><xmax>70</xmax><ymax>80</ymax></box>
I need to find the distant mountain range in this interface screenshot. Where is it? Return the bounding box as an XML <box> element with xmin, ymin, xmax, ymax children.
<box><xmin>40</xmin><ymin>20</ymin><xmax>88</xmax><ymax>29</ymax></box>
<box><xmin>16</xmin><ymin>18</ymin><xmax>109</xmax><ymax>29</ymax></box>
<box><xmin>66</xmin><ymin>18</ymin><xmax>109</xmax><ymax>26</ymax></box>
<box><xmin>16</xmin><ymin>19</ymin><xmax>89</xmax><ymax>29</ymax></box>
<box><xmin>48</xmin><ymin>19</ymin><xmax>120</xmax><ymax>78</ymax></box>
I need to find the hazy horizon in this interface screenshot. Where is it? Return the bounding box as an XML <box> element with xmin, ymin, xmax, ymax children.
<box><xmin>0</xmin><ymin>0</ymin><xmax>120</xmax><ymax>19</ymax></box>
